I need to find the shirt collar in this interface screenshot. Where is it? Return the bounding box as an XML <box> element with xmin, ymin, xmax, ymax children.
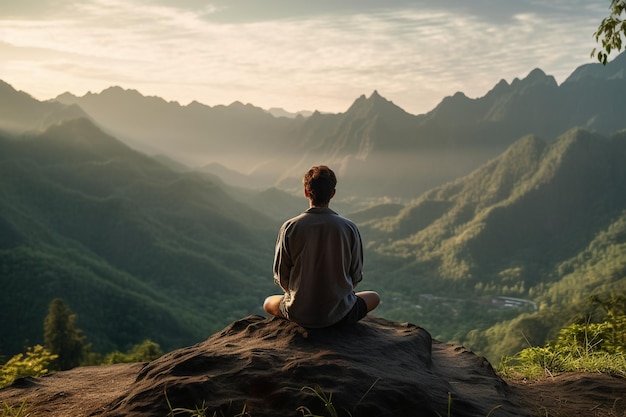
<box><xmin>305</xmin><ymin>207</ymin><xmax>337</xmax><ymax>215</ymax></box>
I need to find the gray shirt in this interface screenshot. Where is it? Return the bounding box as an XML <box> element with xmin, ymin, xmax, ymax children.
<box><xmin>273</xmin><ymin>207</ymin><xmax>363</xmax><ymax>327</ymax></box>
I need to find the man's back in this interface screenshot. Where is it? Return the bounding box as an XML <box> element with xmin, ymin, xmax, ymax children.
<box><xmin>273</xmin><ymin>207</ymin><xmax>363</xmax><ymax>327</ymax></box>
<box><xmin>263</xmin><ymin>165</ymin><xmax>379</xmax><ymax>327</ymax></box>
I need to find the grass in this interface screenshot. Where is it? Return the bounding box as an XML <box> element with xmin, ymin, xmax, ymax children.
<box><xmin>498</xmin><ymin>348</ymin><xmax>626</xmax><ymax>380</ymax></box>
<box><xmin>297</xmin><ymin>386</ymin><xmax>343</xmax><ymax>417</ymax></box>
<box><xmin>162</xmin><ymin>379</ymin><xmax>508</xmax><ymax>417</ymax></box>
<box><xmin>164</xmin><ymin>388</ymin><xmax>250</xmax><ymax>417</ymax></box>
<box><xmin>497</xmin><ymin>331</ymin><xmax>626</xmax><ymax>380</ymax></box>
<box><xmin>297</xmin><ymin>378</ymin><xmax>382</xmax><ymax>417</ymax></box>
<box><xmin>0</xmin><ymin>401</ymin><xmax>29</xmax><ymax>417</ymax></box>
<box><xmin>163</xmin><ymin>380</ymin><xmax>383</xmax><ymax>417</ymax></box>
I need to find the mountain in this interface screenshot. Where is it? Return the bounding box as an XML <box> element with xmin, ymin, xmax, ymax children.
<box><xmin>294</xmin><ymin>54</ymin><xmax>626</xmax><ymax>199</ymax></box>
<box><xmin>0</xmin><ymin>118</ymin><xmax>279</xmax><ymax>356</ymax></box>
<box><xmin>427</xmin><ymin>51</ymin><xmax>626</xmax><ymax>140</ymax></box>
<box><xmin>565</xmin><ymin>49</ymin><xmax>626</xmax><ymax>82</ymax></box>
<box><xmin>360</xmin><ymin>128</ymin><xmax>626</xmax><ymax>359</ymax></box>
<box><xmin>266</xmin><ymin>107</ymin><xmax>313</xmax><ymax>118</ymax></box>
<box><xmin>468</xmin><ymin>208</ymin><xmax>626</xmax><ymax>361</ymax></box>
<box><xmin>367</xmin><ymin>128</ymin><xmax>625</xmax><ymax>280</ymax></box>
<box><xmin>0</xmin><ymin>80</ymin><xmax>87</xmax><ymax>134</ymax></box>
<box><xmin>46</xmin><ymin>51</ymin><xmax>626</xmax><ymax>200</ymax></box>
<box><xmin>54</xmin><ymin>87</ymin><xmax>302</xmax><ymax>170</ymax></box>
<box><xmin>2</xmin><ymin>118</ymin><xmax>623</xmax><ymax>362</ymax></box>
<box><xmin>2</xmin><ymin>54</ymin><xmax>626</xmax><ymax>362</ymax></box>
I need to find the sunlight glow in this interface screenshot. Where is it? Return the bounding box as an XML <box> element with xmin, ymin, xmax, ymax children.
<box><xmin>0</xmin><ymin>0</ymin><xmax>610</xmax><ymax>114</ymax></box>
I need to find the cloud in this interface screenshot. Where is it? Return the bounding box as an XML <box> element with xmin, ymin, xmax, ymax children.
<box><xmin>0</xmin><ymin>0</ymin><xmax>612</xmax><ymax>114</ymax></box>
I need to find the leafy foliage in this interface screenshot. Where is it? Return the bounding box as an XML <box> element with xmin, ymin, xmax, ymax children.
<box><xmin>0</xmin><ymin>345</ymin><xmax>57</xmax><ymax>389</ymax></box>
<box><xmin>498</xmin><ymin>304</ymin><xmax>626</xmax><ymax>379</ymax></box>
<box><xmin>592</xmin><ymin>0</ymin><xmax>626</xmax><ymax>64</ymax></box>
<box><xmin>102</xmin><ymin>339</ymin><xmax>163</xmax><ymax>365</ymax></box>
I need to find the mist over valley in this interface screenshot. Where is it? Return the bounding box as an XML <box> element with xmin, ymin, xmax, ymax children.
<box><xmin>1</xmin><ymin>52</ymin><xmax>626</xmax><ymax>362</ymax></box>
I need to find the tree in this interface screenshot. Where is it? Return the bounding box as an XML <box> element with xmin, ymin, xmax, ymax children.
<box><xmin>592</xmin><ymin>0</ymin><xmax>626</xmax><ymax>64</ymax></box>
<box><xmin>43</xmin><ymin>298</ymin><xmax>86</xmax><ymax>370</ymax></box>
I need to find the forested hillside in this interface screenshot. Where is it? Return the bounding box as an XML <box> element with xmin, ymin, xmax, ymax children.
<box><xmin>2</xmin><ymin>123</ymin><xmax>625</xmax><ymax>363</ymax></box>
<box><xmin>1</xmin><ymin>54</ymin><xmax>626</xmax><ymax>364</ymax></box>
<box><xmin>0</xmin><ymin>119</ymin><xmax>278</xmax><ymax>356</ymax></box>
<box><xmin>363</xmin><ymin>129</ymin><xmax>626</xmax><ymax>360</ymax></box>
<box><xmin>468</xmin><ymin>210</ymin><xmax>626</xmax><ymax>361</ymax></box>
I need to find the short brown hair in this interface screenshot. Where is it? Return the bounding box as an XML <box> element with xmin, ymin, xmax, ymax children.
<box><xmin>303</xmin><ymin>165</ymin><xmax>337</xmax><ymax>206</ymax></box>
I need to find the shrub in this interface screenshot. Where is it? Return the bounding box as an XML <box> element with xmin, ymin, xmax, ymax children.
<box><xmin>0</xmin><ymin>345</ymin><xmax>57</xmax><ymax>389</ymax></box>
<box><xmin>103</xmin><ymin>339</ymin><xmax>163</xmax><ymax>364</ymax></box>
<box><xmin>498</xmin><ymin>320</ymin><xmax>626</xmax><ymax>379</ymax></box>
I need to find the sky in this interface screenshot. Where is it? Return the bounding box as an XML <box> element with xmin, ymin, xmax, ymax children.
<box><xmin>0</xmin><ymin>0</ymin><xmax>617</xmax><ymax>115</ymax></box>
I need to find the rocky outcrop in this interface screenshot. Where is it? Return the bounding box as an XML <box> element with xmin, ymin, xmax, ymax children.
<box><xmin>102</xmin><ymin>315</ymin><xmax>527</xmax><ymax>417</ymax></box>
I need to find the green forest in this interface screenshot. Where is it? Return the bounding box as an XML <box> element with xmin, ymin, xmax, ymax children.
<box><xmin>0</xmin><ymin>119</ymin><xmax>278</xmax><ymax>356</ymax></box>
<box><xmin>1</xmin><ymin>117</ymin><xmax>625</xmax><ymax>367</ymax></box>
<box><xmin>2</xmin><ymin>51</ymin><xmax>626</xmax><ymax>369</ymax></box>
<box><xmin>364</xmin><ymin>130</ymin><xmax>626</xmax><ymax>361</ymax></box>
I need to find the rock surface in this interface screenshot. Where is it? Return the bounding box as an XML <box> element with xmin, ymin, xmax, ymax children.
<box><xmin>104</xmin><ymin>315</ymin><xmax>524</xmax><ymax>416</ymax></box>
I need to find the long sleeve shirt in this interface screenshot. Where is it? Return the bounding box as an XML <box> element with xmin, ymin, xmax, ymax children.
<box><xmin>273</xmin><ymin>207</ymin><xmax>363</xmax><ymax>327</ymax></box>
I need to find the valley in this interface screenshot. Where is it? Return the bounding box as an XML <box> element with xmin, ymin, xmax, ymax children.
<box><xmin>1</xmin><ymin>52</ymin><xmax>625</xmax><ymax>363</ymax></box>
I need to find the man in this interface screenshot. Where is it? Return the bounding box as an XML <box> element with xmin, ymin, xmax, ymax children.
<box><xmin>263</xmin><ymin>165</ymin><xmax>380</xmax><ymax>327</ymax></box>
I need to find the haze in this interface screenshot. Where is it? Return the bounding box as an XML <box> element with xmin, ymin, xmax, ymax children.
<box><xmin>0</xmin><ymin>0</ymin><xmax>613</xmax><ymax>115</ymax></box>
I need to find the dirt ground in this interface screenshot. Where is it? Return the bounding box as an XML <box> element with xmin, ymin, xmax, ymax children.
<box><xmin>505</xmin><ymin>372</ymin><xmax>626</xmax><ymax>417</ymax></box>
<box><xmin>0</xmin><ymin>363</ymin><xmax>625</xmax><ymax>417</ymax></box>
<box><xmin>0</xmin><ymin>363</ymin><xmax>143</xmax><ymax>417</ymax></box>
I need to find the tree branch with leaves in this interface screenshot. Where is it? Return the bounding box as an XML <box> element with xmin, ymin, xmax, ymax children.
<box><xmin>592</xmin><ymin>0</ymin><xmax>626</xmax><ymax>64</ymax></box>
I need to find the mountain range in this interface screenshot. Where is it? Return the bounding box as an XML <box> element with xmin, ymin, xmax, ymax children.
<box><xmin>47</xmin><ymin>51</ymin><xmax>626</xmax><ymax>200</ymax></box>
<box><xmin>2</xmin><ymin>52</ymin><xmax>624</xmax><ymax>202</ymax></box>
<box><xmin>1</xmin><ymin>52</ymin><xmax>625</xmax><ymax>361</ymax></box>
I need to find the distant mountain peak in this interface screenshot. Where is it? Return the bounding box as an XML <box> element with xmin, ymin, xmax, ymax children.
<box><xmin>526</xmin><ymin>68</ymin><xmax>547</xmax><ymax>79</ymax></box>
<box><xmin>101</xmin><ymin>85</ymin><xmax>136</xmax><ymax>95</ymax></box>
<box><xmin>507</xmin><ymin>68</ymin><xmax>556</xmax><ymax>91</ymax></box>
<box><xmin>565</xmin><ymin>50</ymin><xmax>626</xmax><ymax>83</ymax></box>
<box><xmin>227</xmin><ymin>101</ymin><xmax>264</xmax><ymax>112</ymax></box>
<box><xmin>486</xmin><ymin>79</ymin><xmax>511</xmax><ymax>96</ymax></box>
<box><xmin>56</xmin><ymin>91</ymin><xmax>78</xmax><ymax>100</ymax></box>
<box><xmin>0</xmin><ymin>80</ymin><xmax>34</xmax><ymax>100</ymax></box>
<box><xmin>0</xmin><ymin>79</ymin><xmax>17</xmax><ymax>93</ymax></box>
<box><xmin>520</xmin><ymin>68</ymin><xmax>557</xmax><ymax>88</ymax></box>
<box><xmin>186</xmin><ymin>100</ymin><xmax>209</xmax><ymax>110</ymax></box>
<box><xmin>429</xmin><ymin>91</ymin><xmax>475</xmax><ymax>122</ymax></box>
<box><xmin>266</xmin><ymin>107</ymin><xmax>313</xmax><ymax>118</ymax></box>
<box><xmin>345</xmin><ymin>90</ymin><xmax>408</xmax><ymax>119</ymax></box>
<box><xmin>99</xmin><ymin>86</ymin><xmax>160</xmax><ymax>102</ymax></box>
<box><xmin>611</xmin><ymin>49</ymin><xmax>626</xmax><ymax>67</ymax></box>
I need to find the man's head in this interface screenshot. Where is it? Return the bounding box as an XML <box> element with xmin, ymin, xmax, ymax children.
<box><xmin>303</xmin><ymin>165</ymin><xmax>337</xmax><ymax>207</ymax></box>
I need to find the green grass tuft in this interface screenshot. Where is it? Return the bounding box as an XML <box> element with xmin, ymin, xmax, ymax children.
<box><xmin>0</xmin><ymin>401</ymin><xmax>29</xmax><ymax>417</ymax></box>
